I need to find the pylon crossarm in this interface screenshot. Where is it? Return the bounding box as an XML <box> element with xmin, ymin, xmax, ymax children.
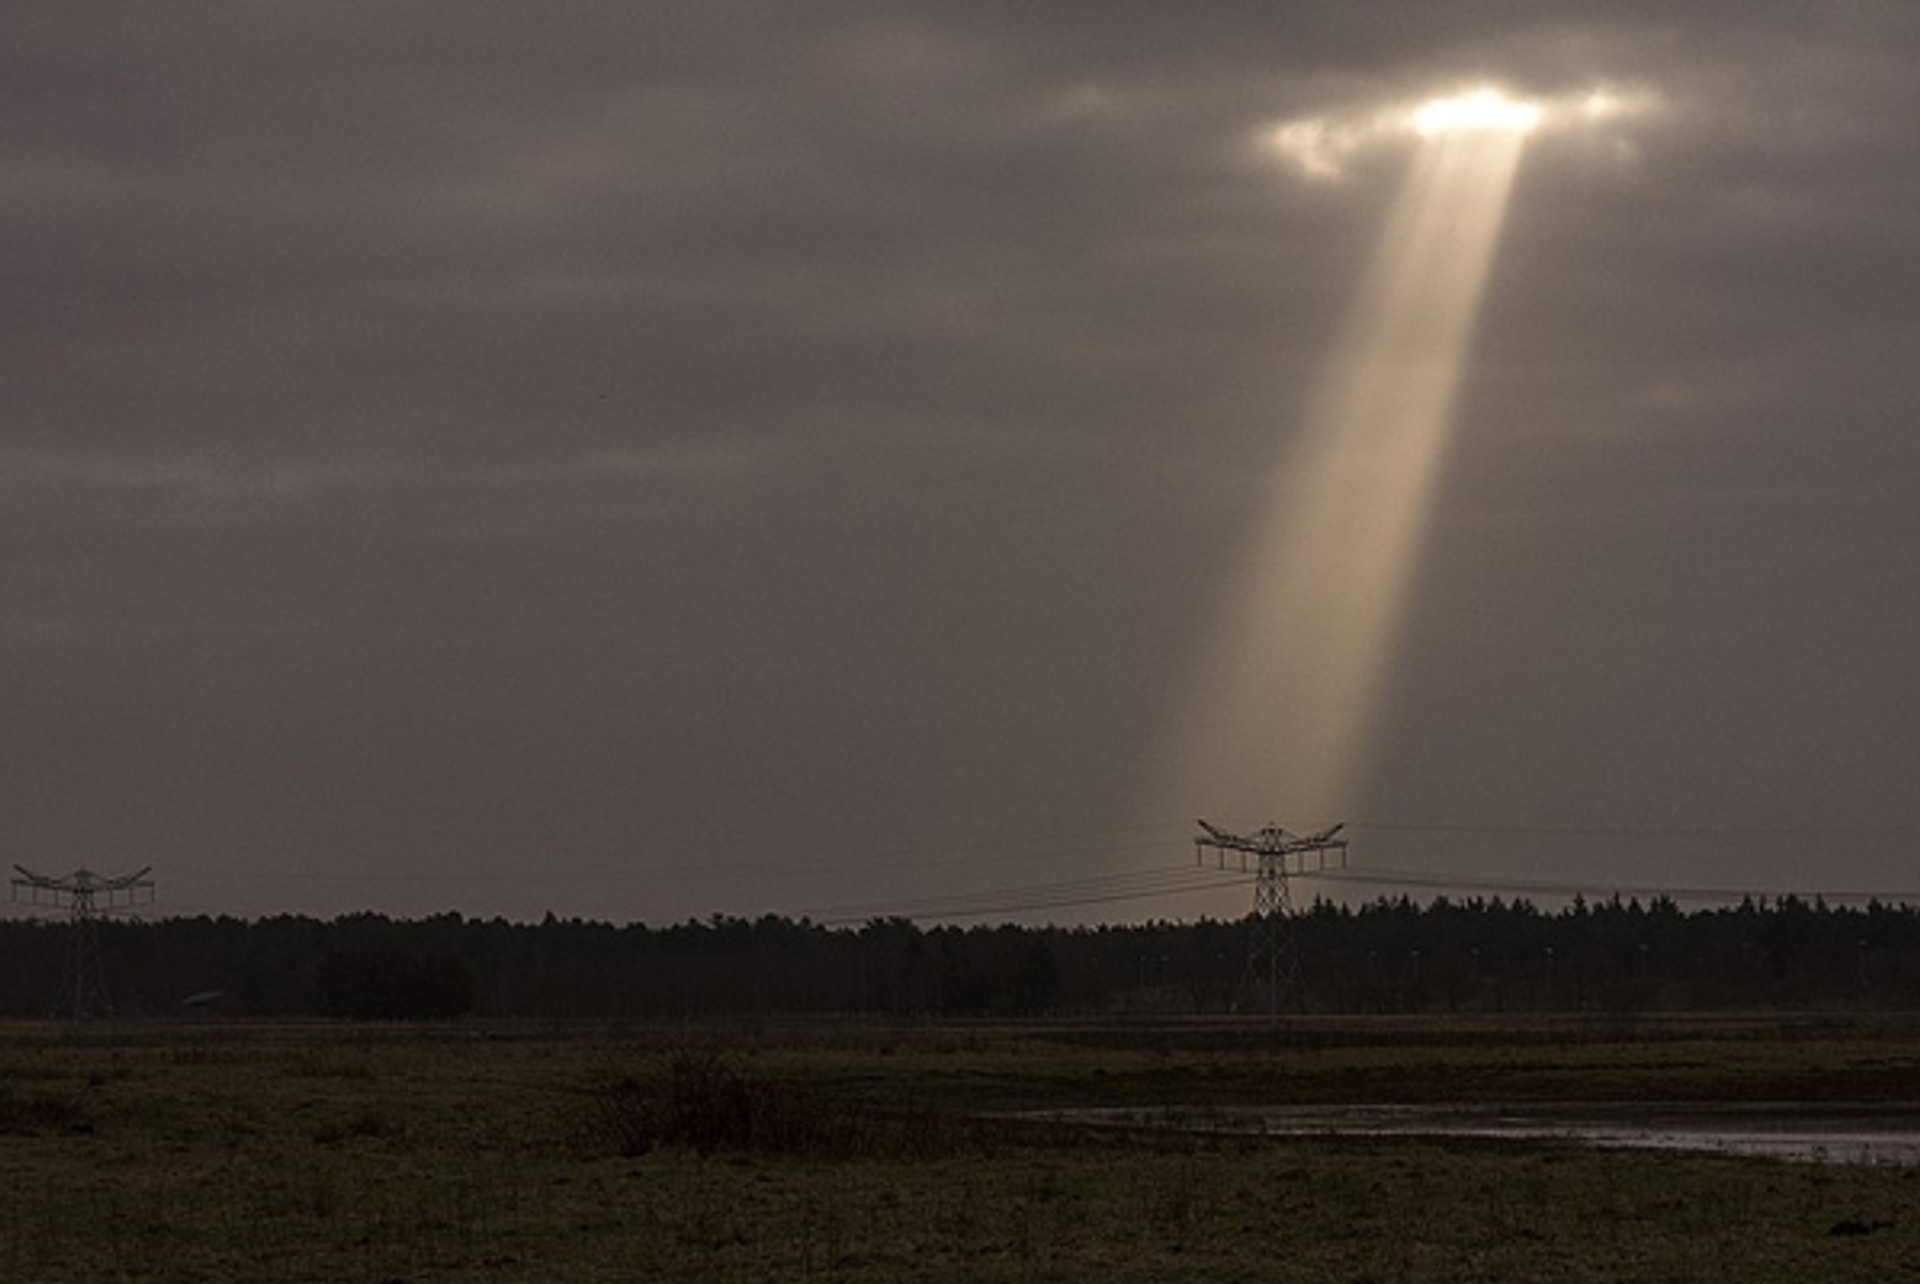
<box><xmin>8</xmin><ymin>864</ymin><xmax>156</xmax><ymax>1021</ymax></box>
<box><xmin>1195</xmin><ymin>819</ymin><xmax>1347</xmax><ymax>1017</ymax></box>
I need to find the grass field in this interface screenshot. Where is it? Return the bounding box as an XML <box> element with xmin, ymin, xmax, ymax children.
<box><xmin>5</xmin><ymin>1015</ymin><xmax>1920</xmax><ymax>1281</ymax></box>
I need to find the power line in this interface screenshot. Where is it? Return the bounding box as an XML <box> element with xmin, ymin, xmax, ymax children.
<box><xmin>806</xmin><ymin>865</ymin><xmax>1254</xmax><ymax>926</ymax></box>
<box><xmin>49</xmin><ymin>855</ymin><xmax>1920</xmax><ymax>931</ymax></box>
<box><xmin>47</xmin><ymin>812</ymin><xmax>1920</xmax><ymax>927</ymax></box>
<box><xmin>1316</xmin><ymin>866</ymin><xmax>1920</xmax><ymax>906</ymax></box>
<box><xmin>795</xmin><ymin>842</ymin><xmax>1920</xmax><ymax>928</ymax></box>
<box><xmin>1347</xmin><ymin>819</ymin><xmax>1920</xmax><ymax>840</ymax></box>
<box><xmin>143</xmin><ymin>823</ymin><xmax>1190</xmax><ymax>891</ymax></box>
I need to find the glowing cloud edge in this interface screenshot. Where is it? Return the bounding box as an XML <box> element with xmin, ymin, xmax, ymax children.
<box><xmin>1262</xmin><ymin>82</ymin><xmax>1657</xmax><ymax>180</ymax></box>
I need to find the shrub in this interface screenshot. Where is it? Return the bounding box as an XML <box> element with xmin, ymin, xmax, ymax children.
<box><xmin>0</xmin><ymin>1084</ymin><xmax>90</xmax><ymax>1135</ymax></box>
<box><xmin>584</xmin><ymin>1048</ymin><xmax>965</xmax><ymax>1160</ymax></box>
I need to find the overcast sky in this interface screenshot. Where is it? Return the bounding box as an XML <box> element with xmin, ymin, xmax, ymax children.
<box><xmin>6</xmin><ymin>3</ymin><xmax>1918</xmax><ymax>924</ymax></box>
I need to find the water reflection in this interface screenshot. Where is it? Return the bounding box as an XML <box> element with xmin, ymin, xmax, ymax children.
<box><xmin>1022</xmin><ymin>1102</ymin><xmax>1920</xmax><ymax>1165</ymax></box>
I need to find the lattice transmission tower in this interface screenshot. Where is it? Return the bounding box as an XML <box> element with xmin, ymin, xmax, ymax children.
<box><xmin>9</xmin><ymin>865</ymin><xmax>155</xmax><ymax>1021</ymax></box>
<box><xmin>1194</xmin><ymin>821</ymin><xmax>1346</xmax><ymax>1015</ymax></box>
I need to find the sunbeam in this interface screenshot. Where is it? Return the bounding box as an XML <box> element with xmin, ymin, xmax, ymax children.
<box><xmin>1160</xmin><ymin>99</ymin><xmax>1537</xmax><ymax>831</ymax></box>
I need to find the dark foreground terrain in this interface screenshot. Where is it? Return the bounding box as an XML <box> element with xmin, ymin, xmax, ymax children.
<box><xmin>5</xmin><ymin>1014</ymin><xmax>1920</xmax><ymax>1281</ymax></box>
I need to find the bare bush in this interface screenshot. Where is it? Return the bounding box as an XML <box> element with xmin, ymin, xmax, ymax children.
<box><xmin>583</xmin><ymin>1048</ymin><xmax>966</xmax><ymax>1160</ymax></box>
<box><xmin>0</xmin><ymin>1085</ymin><xmax>90</xmax><ymax>1135</ymax></box>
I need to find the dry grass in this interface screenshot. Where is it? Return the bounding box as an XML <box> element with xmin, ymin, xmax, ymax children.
<box><xmin>2</xmin><ymin>1016</ymin><xmax>1919</xmax><ymax>1281</ymax></box>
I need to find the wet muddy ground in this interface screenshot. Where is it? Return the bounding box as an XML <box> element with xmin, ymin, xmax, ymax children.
<box><xmin>1020</xmin><ymin>1100</ymin><xmax>1920</xmax><ymax>1164</ymax></box>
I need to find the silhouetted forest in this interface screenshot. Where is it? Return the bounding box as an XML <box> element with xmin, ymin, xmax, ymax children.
<box><xmin>6</xmin><ymin>895</ymin><xmax>1920</xmax><ymax>1020</ymax></box>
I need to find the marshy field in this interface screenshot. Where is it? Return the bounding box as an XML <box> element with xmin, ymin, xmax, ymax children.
<box><xmin>5</xmin><ymin>1014</ymin><xmax>1920</xmax><ymax>1281</ymax></box>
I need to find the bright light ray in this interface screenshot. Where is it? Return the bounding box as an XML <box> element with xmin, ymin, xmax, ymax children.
<box><xmin>1161</xmin><ymin>123</ymin><xmax>1533</xmax><ymax>829</ymax></box>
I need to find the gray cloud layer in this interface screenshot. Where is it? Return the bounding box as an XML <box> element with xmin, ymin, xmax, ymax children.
<box><xmin>6</xmin><ymin>4</ymin><xmax>1918</xmax><ymax>920</ymax></box>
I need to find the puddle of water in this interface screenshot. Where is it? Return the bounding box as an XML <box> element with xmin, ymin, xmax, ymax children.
<box><xmin>1019</xmin><ymin>1103</ymin><xmax>1920</xmax><ymax>1165</ymax></box>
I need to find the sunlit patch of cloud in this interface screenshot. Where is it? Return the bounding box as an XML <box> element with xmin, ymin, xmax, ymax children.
<box><xmin>1259</xmin><ymin>82</ymin><xmax>1661</xmax><ymax>181</ymax></box>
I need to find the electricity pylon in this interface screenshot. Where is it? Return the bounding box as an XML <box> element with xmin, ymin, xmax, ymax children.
<box><xmin>1194</xmin><ymin>822</ymin><xmax>1347</xmax><ymax>1016</ymax></box>
<box><xmin>9</xmin><ymin>865</ymin><xmax>155</xmax><ymax>1021</ymax></box>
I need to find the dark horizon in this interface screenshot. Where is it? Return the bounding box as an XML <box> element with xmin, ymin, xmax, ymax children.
<box><xmin>9</xmin><ymin>890</ymin><xmax>1920</xmax><ymax>1025</ymax></box>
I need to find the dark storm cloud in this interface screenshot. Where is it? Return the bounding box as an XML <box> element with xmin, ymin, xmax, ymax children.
<box><xmin>5</xmin><ymin>3</ymin><xmax>1918</xmax><ymax>919</ymax></box>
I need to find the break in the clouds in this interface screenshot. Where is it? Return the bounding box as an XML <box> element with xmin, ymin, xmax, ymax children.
<box><xmin>5</xmin><ymin>3</ymin><xmax>1919</xmax><ymax>923</ymax></box>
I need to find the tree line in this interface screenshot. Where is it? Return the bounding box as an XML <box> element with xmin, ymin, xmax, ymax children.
<box><xmin>5</xmin><ymin>894</ymin><xmax>1920</xmax><ymax>1020</ymax></box>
